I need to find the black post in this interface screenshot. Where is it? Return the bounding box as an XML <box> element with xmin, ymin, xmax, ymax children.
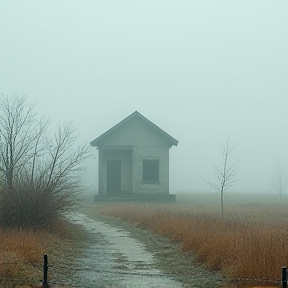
<box><xmin>282</xmin><ymin>266</ymin><xmax>287</xmax><ymax>288</ymax></box>
<box><xmin>43</xmin><ymin>254</ymin><xmax>48</xmax><ymax>287</ymax></box>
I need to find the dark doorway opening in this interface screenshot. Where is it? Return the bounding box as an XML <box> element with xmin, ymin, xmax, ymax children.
<box><xmin>107</xmin><ymin>160</ymin><xmax>121</xmax><ymax>196</ymax></box>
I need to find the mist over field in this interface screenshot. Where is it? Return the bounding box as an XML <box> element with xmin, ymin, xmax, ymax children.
<box><xmin>0</xmin><ymin>0</ymin><xmax>287</xmax><ymax>195</ymax></box>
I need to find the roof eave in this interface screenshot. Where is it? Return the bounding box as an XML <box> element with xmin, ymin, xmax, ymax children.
<box><xmin>90</xmin><ymin>111</ymin><xmax>179</xmax><ymax>148</ymax></box>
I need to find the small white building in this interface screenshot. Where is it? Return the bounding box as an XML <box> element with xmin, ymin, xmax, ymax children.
<box><xmin>90</xmin><ymin>111</ymin><xmax>178</xmax><ymax>201</ymax></box>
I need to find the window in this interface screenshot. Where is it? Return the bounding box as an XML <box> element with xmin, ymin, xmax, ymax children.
<box><xmin>142</xmin><ymin>159</ymin><xmax>159</xmax><ymax>182</ymax></box>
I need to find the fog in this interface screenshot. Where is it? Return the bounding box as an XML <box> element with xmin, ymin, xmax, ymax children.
<box><xmin>0</xmin><ymin>0</ymin><xmax>287</xmax><ymax>194</ymax></box>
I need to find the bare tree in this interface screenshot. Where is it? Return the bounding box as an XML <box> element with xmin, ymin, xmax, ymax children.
<box><xmin>202</xmin><ymin>136</ymin><xmax>239</xmax><ymax>217</ymax></box>
<box><xmin>271</xmin><ymin>160</ymin><xmax>287</xmax><ymax>200</ymax></box>
<box><xmin>0</xmin><ymin>94</ymin><xmax>48</xmax><ymax>189</ymax></box>
<box><xmin>0</xmin><ymin>94</ymin><xmax>90</xmax><ymax>228</ymax></box>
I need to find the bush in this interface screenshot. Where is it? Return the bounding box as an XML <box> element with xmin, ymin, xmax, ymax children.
<box><xmin>0</xmin><ymin>185</ymin><xmax>75</xmax><ymax>229</ymax></box>
<box><xmin>0</xmin><ymin>94</ymin><xmax>89</xmax><ymax>229</ymax></box>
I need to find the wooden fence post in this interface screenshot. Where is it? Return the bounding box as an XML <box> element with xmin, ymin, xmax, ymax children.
<box><xmin>43</xmin><ymin>254</ymin><xmax>48</xmax><ymax>287</ymax></box>
<box><xmin>282</xmin><ymin>266</ymin><xmax>287</xmax><ymax>288</ymax></box>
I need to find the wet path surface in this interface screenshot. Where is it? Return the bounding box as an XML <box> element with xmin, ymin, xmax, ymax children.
<box><xmin>66</xmin><ymin>213</ymin><xmax>185</xmax><ymax>288</ymax></box>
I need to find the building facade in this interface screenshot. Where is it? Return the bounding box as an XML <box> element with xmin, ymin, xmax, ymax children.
<box><xmin>90</xmin><ymin>111</ymin><xmax>178</xmax><ymax>201</ymax></box>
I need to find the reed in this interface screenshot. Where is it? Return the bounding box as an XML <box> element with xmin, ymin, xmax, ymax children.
<box><xmin>98</xmin><ymin>199</ymin><xmax>288</xmax><ymax>281</ymax></box>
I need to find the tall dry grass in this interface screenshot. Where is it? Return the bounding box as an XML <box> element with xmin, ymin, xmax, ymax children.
<box><xmin>0</xmin><ymin>219</ymin><xmax>80</xmax><ymax>281</ymax></box>
<box><xmin>98</xmin><ymin>201</ymin><xmax>288</xmax><ymax>282</ymax></box>
<box><xmin>0</xmin><ymin>229</ymin><xmax>56</xmax><ymax>280</ymax></box>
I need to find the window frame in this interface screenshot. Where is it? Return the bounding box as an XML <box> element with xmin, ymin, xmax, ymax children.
<box><xmin>142</xmin><ymin>159</ymin><xmax>160</xmax><ymax>183</ymax></box>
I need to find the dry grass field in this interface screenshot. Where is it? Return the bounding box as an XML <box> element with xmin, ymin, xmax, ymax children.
<box><xmin>1</xmin><ymin>191</ymin><xmax>287</xmax><ymax>287</ymax></box>
<box><xmin>91</xmin><ymin>192</ymin><xmax>288</xmax><ymax>284</ymax></box>
<box><xmin>0</xmin><ymin>229</ymin><xmax>53</xmax><ymax>279</ymax></box>
<box><xmin>0</xmin><ymin>219</ymin><xmax>86</xmax><ymax>284</ymax></box>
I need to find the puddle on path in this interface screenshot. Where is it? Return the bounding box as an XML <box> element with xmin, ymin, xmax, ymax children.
<box><xmin>66</xmin><ymin>213</ymin><xmax>184</xmax><ymax>288</ymax></box>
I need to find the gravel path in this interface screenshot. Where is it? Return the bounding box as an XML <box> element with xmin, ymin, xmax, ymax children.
<box><xmin>56</xmin><ymin>213</ymin><xmax>230</xmax><ymax>288</ymax></box>
<box><xmin>65</xmin><ymin>213</ymin><xmax>186</xmax><ymax>287</ymax></box>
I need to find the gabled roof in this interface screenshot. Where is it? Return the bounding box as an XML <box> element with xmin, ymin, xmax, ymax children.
<box><xmin>90</xmin><ymin>111</ymin><xmax>178</xmax><ymax>147</ymax></box>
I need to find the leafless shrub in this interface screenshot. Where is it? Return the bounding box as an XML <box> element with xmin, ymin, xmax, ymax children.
<box><xmin>0</xmin><ymin>94</ymin><xmax>89</xmax><ymax>228</ymax></box>
<box><xmin>271</xmin><ymin>160</ymin><xmax>287</xmax><ymax>199</ymax></box>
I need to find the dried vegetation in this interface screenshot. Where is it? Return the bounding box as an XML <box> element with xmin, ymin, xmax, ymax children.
<box><xmin>0</xmin><ymin>218</ymin><xmax>86</xmax><ymax>284</ymax></box>
<box><xmin>96</xmin><ymin>193</ymin><xmax>288</xmax><ymax>282</ymax></box>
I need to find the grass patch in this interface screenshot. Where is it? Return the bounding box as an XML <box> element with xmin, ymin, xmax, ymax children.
<box><xmin>0</xmin><ymin>216</ymin><xmax>89</xmax><ymax>285</ymax></box>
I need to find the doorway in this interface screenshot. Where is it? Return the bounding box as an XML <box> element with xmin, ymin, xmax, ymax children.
<box><xmin>107</xmin><ymin>160</ymin><xmax>121</xmax><ymax>196</ymax></box>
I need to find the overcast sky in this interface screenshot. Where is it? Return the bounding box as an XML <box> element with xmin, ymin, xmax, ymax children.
<box><xmin>0</xmin><ymin>0</ymin><xmax>287</xmax><ymax>194</ymax></box>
